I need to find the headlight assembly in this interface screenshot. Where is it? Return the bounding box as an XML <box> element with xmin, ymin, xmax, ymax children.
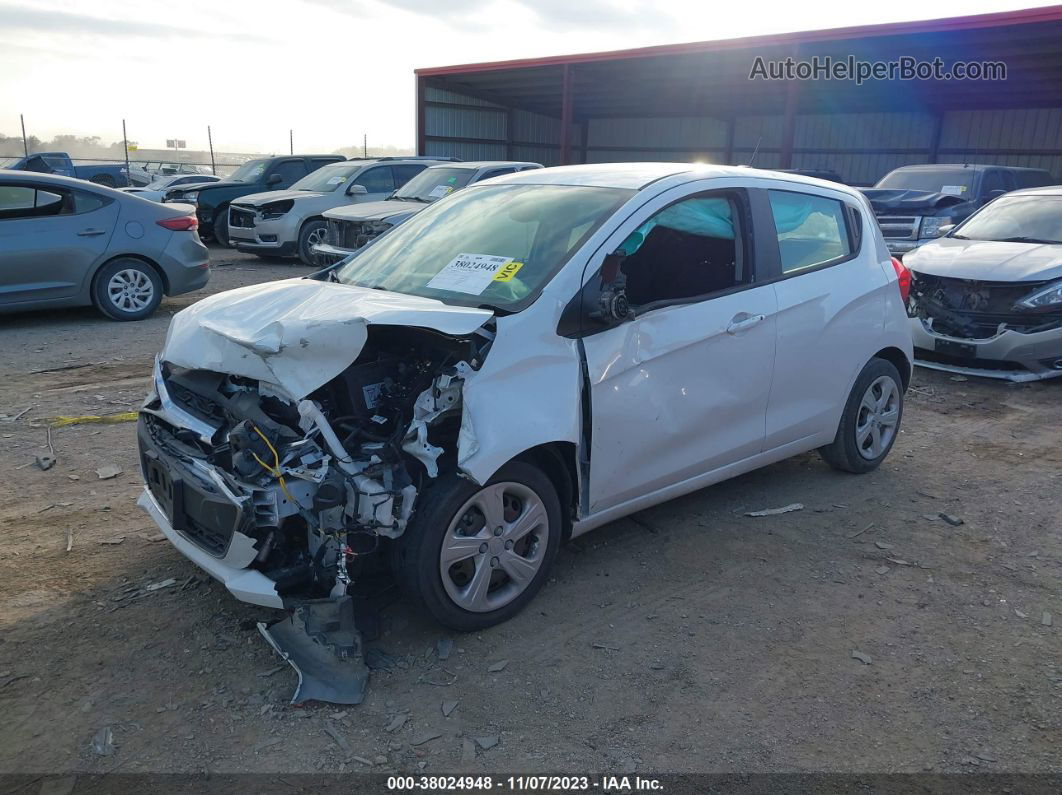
<box><xmin>920</xmin><ymin>217</ymin><xmax>952</xmax><ymax>238</ymax></box>
<box><xmin>1015</xmin><ymin>280</ymin><xmax>1062</xmax><ymax>311</ymax></box>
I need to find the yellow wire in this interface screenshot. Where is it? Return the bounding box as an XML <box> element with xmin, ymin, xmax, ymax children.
<box><xmin>249</xmin><ymin>426</ymin><xmax>295</xmax><ymax>504</ymax></box>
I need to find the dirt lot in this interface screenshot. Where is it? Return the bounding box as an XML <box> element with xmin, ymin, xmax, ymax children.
<box><xmin>1</xmin><ymin>247</ymin><xmax>1060</xmax><ymax>776</ymax></box>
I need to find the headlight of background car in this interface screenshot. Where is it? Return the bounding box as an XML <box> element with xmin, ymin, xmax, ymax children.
<box><xmin>1015</xmin><ymin>280</ymin><xmax>1062</xmax><ymax>311</ymax></box>
<box><xmin>920</xmin><ymin>217</ymin><xmax>953</xmax><ymax>238</ymax></box>
<box><xmin>260</xmin><ymin>199</ymin><xmax>293</xmax><ymax>220</ymax></box>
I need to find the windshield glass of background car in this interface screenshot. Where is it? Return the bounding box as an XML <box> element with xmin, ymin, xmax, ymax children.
<box><xmin>229</xmin><ymin>159</ymin><xmax>268</xmax><ymax>182</ymax></box>
<box><xmin>334</xmin><ymin>184</ymin><xmax>633</xmax><ymax>309</ymax></box>
<box><xmin>0</xmin><ymin>157</ymin><xmax>19</xmax><ymax>168</ymax></box>
<box><xmin>395</xmin><ymin>168</ymin><xmax>475</xmax><ymax>201</ymax></box>
<box><xmin>875</xmin><ymin>169</ymin><xmax>977</xmax><ymax>196</ymax></box>
<box><xmin>953</xmin><ymin>196</ymin><xmax>1062</xmax><ymax>243</ymax></box>
<box><xmin>292</xmin><ymin>162</ymin><xmax>361</xmax><ymax>192</ymax></box>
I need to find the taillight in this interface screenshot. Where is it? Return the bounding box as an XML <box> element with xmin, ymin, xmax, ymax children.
<box><xmin>891</xmin><ymin>256</ymin><xmax>911</xmax><ymax>303</ymax></box>
<box><xmin>157</xmin><ymin>215</ymin><xmax>198</xmax><ymax>231</ymax></box>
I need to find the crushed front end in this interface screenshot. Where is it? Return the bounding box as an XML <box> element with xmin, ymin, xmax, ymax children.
<box><xmin>138</xmin><ymin>322</ymin><xmax>493</xmax><ymax>702</ymax></box>
<box><xmin>907</xmin><ymin>271</ymin><xmax>1062</xmax><ymax>381</ymax></box>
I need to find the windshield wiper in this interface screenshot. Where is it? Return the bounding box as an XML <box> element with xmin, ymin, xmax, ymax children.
<box><xmin>998</xmin><ymin>236</ymin><xmax>1059</xmax><ymax>244</ymax></box>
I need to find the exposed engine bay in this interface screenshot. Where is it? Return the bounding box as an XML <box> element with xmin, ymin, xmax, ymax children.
<box><xmin>138</xmin><ymin>323</ymin><xmax>494</xmax><ymax>702</ymax></box>
<box><xmin>908</xmin><ymin>272</ymin><xmax>1062</xmax><ymax>339</ymax></box>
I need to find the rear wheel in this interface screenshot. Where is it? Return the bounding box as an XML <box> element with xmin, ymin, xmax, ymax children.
<box><xmin>392</xmin><ymin>461</ymin><xmax>561</xmax><ymax>631</ymax></box>
<box><xmin>91</xmin><ymin>258</ymin><xmax>163</xmax><ymax>321</ymax></box>
<box><xmin>819</xmin><ymin>358</ymin><xmax>904</xmax><ymax>473</ymax></box>
<box><xmin>297</xmin><ymin>219</ymin><xmax>328</xmax><ymax>266</ymax></box>
<box><xmin>213</xmin><ymin>207</ymin><xmax>231</xmax><ymax>247</ymax></box>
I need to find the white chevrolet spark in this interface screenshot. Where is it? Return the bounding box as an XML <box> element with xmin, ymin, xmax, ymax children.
<box><xmin>140</xmin><ymin>164</ymin><xmax>913</xmax><ymax>641</ymax></box>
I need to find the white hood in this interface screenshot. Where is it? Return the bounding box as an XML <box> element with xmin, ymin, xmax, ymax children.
<box><xmin>161</xmin><ymin>278</ymin><xmax>493</xmax><ymax>399</ymax></box>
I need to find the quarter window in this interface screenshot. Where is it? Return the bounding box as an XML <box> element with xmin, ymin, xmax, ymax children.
<box><xmin>768</xmin><ymin>190</ymin><xmax>852</xmax><ymax>273</ymax></box>
<box><xmin>618</xmin><ymin>192</ymin><xmax>748</xmax><ymax>308</ymax></box>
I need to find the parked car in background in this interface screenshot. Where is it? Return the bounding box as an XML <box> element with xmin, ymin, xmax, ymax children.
<box><xmin>313</xmin><ymin>161</ymin><xmax>542</xmax><ymax>265</ymax></box>
<box><xmin>0</xmin><ymin>170</ymin><xmax>208</xmax><ymax>320</ymax></box>
<box><xmin>129</xmin><ymin>162</ymin><xmax>213</xmax><ymax>187</ymax></box>
<box><xmin>164</xmin><ymin>154</ymin><xmax>345</xmax><ymax>246</ymax></box>
<box><xmin>226</xmin><ymin>157</ymin><xmax>460</xmax><ymax>265</ymax></box>
<box><xmin>905</xmin><ymin>185</ymin><xmax>1062</xmax><ymax>381</ymax></box>
<box><xmin>863</xmin><ymin>164</ymin><xmax>1054</xmax><ymax>257</ymax></box>
<box><xmin>0</xmin><ymin>152</ymin><xmax>130</xmax><ymax>188</ymax></box>
<box><xmin>121</xmin><ymin>174</ymin><xmax>221</xmax><ymax>203</ymax></box>
<box><xmin>138</xmin><ymin>163</ymin><xmax>911</xmax><ymax>692</ymax></box>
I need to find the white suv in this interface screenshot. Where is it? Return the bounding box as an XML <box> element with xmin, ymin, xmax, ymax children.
<box><xmin>226</xmin><ymin>157</ymin><xmax>458</xmax><ymax>264</ymax></box>
<box><xmin>140</xmin><ymin>163</ymin><xmax>913</xmax><ymax>637</ymax></box>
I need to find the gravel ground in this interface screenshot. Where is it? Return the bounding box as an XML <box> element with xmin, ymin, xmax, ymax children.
<box><xmin>0</xmin><ymin>247</ymin><xmax>1059</xmax><ymax>775</ymax></box>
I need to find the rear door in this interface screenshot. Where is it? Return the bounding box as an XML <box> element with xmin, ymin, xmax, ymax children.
<box><xmin>0</xmin><ymin>181</ymin><xmax>118</xmax><ymax>305</ymax></box>
<box><xmin>758</xmin><ymin>183</ymin><xmax>888</xmax><ymax>451</ymax></box>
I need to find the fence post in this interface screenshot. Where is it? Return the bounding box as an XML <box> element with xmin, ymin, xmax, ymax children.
<box><xmin>289</xmin><ymin>129</ymin><xmax>293</xmax><ymax>155</ymax></box>
<box><xmin>122</xmin><ymin>119</ymin><xmax>130</xmax><ymax>179</ymax></box>
<box><xmin>208</xmin><ymin>126</ymin><xmax>216</xmax><ymax>174</ymax></box>
<box><xmin>20</xmin><ymin>114</ymin><xmax>28</xmax><ymax>156</ymax></box>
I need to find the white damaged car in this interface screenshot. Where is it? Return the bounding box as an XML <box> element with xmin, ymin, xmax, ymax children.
<box><xmin>137</xmin><ymin>163</ymin><xmax>912</xmax><ymax>702</ymax></box>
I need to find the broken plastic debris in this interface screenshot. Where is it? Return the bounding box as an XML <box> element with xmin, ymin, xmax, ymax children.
<box><xmin>851</xmin><ymin>650</ymin><xmax>872</xmax><ymax>665</ymax></box>
<box><xmin>96</xmin><ymin>464</ymin><xmax>123</xmax><ymax>480</ymax></box>
<box><xmin>35</xmin><ymin>455</ymin><xmax>56</xmax><ymax>471</ymax></box>
<box><xmin>144</xmin><ymin>578</ymin><xmax>176</xmax><ymax>591</ymax></box>
<box><xmin>487</xmin><ymin>659</ymin><xmax>509</xmax><ymax>673</ymax></box>
<box><xmin>745</xmin><ymin>503</ymin><xmax>803</xmax><ymax>517</ymax></box>
<box><xmin>939</xmin><ymin>513</ymin><xmax>964</xmax><ymax>526</ymax></box>
<box><xmin>90</xmin><ymin>726</ymin><xmax>115</xmax><ymax>756</ymax></box>
<box><xmin>50</xmin><ymin>412</ymin><xmax>138</xmax><ymax>428</ymax></box>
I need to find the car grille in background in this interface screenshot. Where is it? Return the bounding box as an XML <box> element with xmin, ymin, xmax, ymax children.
<box><xmin>876</xmin><ymin>215</ymin><xmax>920</xmax><ymax>240</ymax></box>
<box><xmin>327</xmin><ymin>219</ymin><xmax>389</xmax><ymax>251</ymax></box>
<box><xmin>229</xmin><ymin>206</ymin><xmax>256</xmax><ymax>228</ymax></box>
<box><xmin>909</xmin><ymin>272</ymin><xmax>1062</xmax><ymax>339</ymax></box>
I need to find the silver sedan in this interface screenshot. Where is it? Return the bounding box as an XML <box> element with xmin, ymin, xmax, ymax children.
<box><xmin>0</xmin><ymin>169</ymin><xmax>210</xmax><ymax>321</ymax></box>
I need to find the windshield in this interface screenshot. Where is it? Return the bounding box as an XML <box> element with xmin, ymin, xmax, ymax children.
<box><xmin>228</xmin><ymin>159</ymin><xmax>268</xmax><ymax>182</ymax></box>
<box><xmin>875</xmin><ymin>168</ymin><xmax>977</xmax><ymax>196</ymax></box>
<box><xmin>292</xmin><ymin>162</ymin><xmax>359</xmax><ymax>192</ymax></box>
<box><xmin>394</xmin><ymin>167</ymin><xmax>475</xmax><ymax>202</ymax></box>
<box><xmin>146</xmin><ymin>175</ymin><xmax>179</xmax><ymax>190</ymax></box>
<box><xmin>952</xmin><ymin>195</ymin><xmax>1062</xmax><ymax>244</ymax></box>
<box><xmin>334</xmin><ymin>184</ymin><xmax>633</xmax><ymax>310</ymax></box>
<box><xmin>0</xmin><ymin>157</ymin><xmax>20</xmax><ymax>168</ymax></box>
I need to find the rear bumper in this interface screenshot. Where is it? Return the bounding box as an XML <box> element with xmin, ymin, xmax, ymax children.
<box><xmin>909</xmin><ymin>316</ymin><xmax>1062</xmax><ymax>382</ymax></box>
<box><xmin>158</xmin><ymin>233</ymin><xmax>211</xmax><ymax>295</ymax></box>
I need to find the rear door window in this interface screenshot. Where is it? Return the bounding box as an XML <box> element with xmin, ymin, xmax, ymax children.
<box><xmin>0</xmin><ymin>184</ymin><xmax>69</xmax><ymax>219</ymax></box>
<box><xmin>767</xmin><ymin>190</ymin><xmax>853</xmax><ymax>273</ymax></box>
<box><xmin>353</xmin><ymin>167</ymin><xmax>395</xmax><ymax>193</ymax></box>
<box><xmin>270</xmin><ymin>159</ymin><xmax>309</xmax><ymax>187</ymax></box>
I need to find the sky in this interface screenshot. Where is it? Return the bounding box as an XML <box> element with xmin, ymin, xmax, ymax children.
<box><xmin>0</xmin><ymin>0</ymin><xmax>1055</xmax><ymax>155</ymax></box>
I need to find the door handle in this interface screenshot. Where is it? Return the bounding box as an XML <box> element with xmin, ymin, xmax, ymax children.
<box><xmin>726</xmin><ymin>313</ymin><xmax>766</xmax><ymax>334</ymax></box>
<box><xmin>77</xmin><ymin>228</ymin><xmax>106</xmax><ymax>237</ymax></box>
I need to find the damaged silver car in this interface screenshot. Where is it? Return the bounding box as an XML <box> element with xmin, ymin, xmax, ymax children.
<box><xmin>137</xmin><ymin>164</ymin><xmax>912</xmax><ymax>703</ymax></box>
<box><xmin>906</xmin><ymin>186</ymin><xmax>1062</xmax><ymax>381</ymax></box>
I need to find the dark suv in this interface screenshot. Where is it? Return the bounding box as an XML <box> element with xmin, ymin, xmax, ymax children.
<box><xmin>862</xmin><ymin>164</ymin><xmax>1054</xmax><ymax>256</ymax></box>
<box><xmin>164</xmin><ymin>155</ymin><xmax>344</xmax><ymax>245</ymax></box>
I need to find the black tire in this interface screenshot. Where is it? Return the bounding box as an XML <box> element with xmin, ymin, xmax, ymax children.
<box><xmin>90</xmin><ymin>174</ymin><xmax>116</xmax><ymax>188</ymax></box>
<box><xmin>91</xmin><ymin>258</ymin><xmax>164</xmax><ymax>321</ymax></box>
<box><xmin>213</xmin><ymin>207</ymin><xmax>231</xmax><ymax>247</ymax></box>
<box><xmin>392</xmin><ymin>461</ymin><xmax>562</xmax><ymax>632</ymax></box>
<box><xmin>297</xmin><ymin>219</ymin><xmax>328</xmax><ymax>266</ymax></box>
<box><xmin>819</xmin><ymin>357</ymin><xmax>904</xmax><ymax>474</ymax></box>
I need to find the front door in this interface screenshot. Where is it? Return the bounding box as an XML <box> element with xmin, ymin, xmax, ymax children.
<box><xmin>580</xmin><ymin>187</ymin><xmax>778</xmax><ymax>514</ymax></box>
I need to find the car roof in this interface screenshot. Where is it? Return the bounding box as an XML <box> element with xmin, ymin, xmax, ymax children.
<box><xmin>999</xmin><ymin>184</ymin><xmax>1062</xmax><ymax>197</ymax></box>
<box><xmin>0</xmin><ymin>168</ymin><xmax>109</xmax><ymax>189</ymax></box>
<box><xmin>423</xmin><ymin>161</ymin><xmax>541</xmax><ymax>171</ymax></box>
<box><xmin>887</xmin><ymin>163</ymin><xmax>1051</xmax><ymax>173</ymax></box>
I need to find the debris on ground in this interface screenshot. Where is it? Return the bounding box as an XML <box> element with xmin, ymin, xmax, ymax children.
<box><xmin>591</xmin><ymin>642</ymin><xmax>620</xmax><ymax>651</ymax></box>
<box><xmin>253</xmin><ymin>738</ymin><xmax>282</xmax><ymax>754</ymax></box>
<box><xmin>323</xmin><ymin>722</ymin><xmax>352</xmax><ymax>753</ymax></box>
<box><xmin>487</xmin><ymin>660</ymin><xmax>509</xmax><ymax>673</ymax></box>
<box><xmin>436</xmin><ymin>638</ymin><xmax>454</xmax><ymax>661</ymax></box>
<box><xmin>475</xmin><ymin>735</ymin><xmax>499</xmax><ymax>750</ymax></box>
<box><xmin>50</xmin><ymin>412</ymin><xmax>138</xmax><ymax>428</ymax></box>
<box><xmin>257</xmin><ymin>665</ymin><xmax>286</xmax><ymax>678</ymax></box>
<box><xmin>411</xmin><ymin>730</ymin><xmax>442</xmax><ymax>746</ymax></box>
<box><xmin>90</xmin><ymin>726</ymin><xmax>115</xmax><ymax>757</ymax></box>
<box><xmin>99</xmin><ymin>536</ymin><xmax>126</xmax><ymax>545</ymax></box>
<box><xmin>385</xmin><ymin>714</ymin><xmax>408</xmax><ymax>733</ymax></box>
<box><xmin>65</xmin><ymin>528</ymin><xmax>74</xmax><ymax>553</ymax></box>
<box><xmin>1043</xmin><ymin>611</ymin><xmax>1053</xmax><ymax>627</ymax></box>
<box><xmin>851</xmin><ymin>650</ymin><xmax>872</xmax><ymax>665</ymax></box>
<box><xmin>35</xmin><ymin>455</ymin><xmax>56</xmax><ymax>471</ymax></box>
<box><xmin>875</xmin><ymin>566</ymin><xmax>890</xmax><ymax>575</ymax></box>
<box><xmin>144</xmin><ymin>578</ymin><xmax>176</xmax><ymax>592</ymax></box>
<box><xmin>874</xmin><ymin>541</ymin><xmax>894</xmax><ymax>550</ymax></box>
<box><xmin>96</xmin><ymin>464</ymin><xmax>123</xmax><ymax>480</ymax></box>
<box><xmin>745</xmin><ymin>503</ymin><xmax>804</xmax><ymax>517</ymax></box>
<box><xmin>461</xmin><ymin>737</ymin><xmax>477</xmax><ymax>763</ymax></box>
<box><xmin>442</xmin><ymin>700</ymin><xmax>458</xmax><ymax>717</ymax></box>
<box><xmin>939</xmin><ymin>513</ymin><xmax>964</xmax><ymax>526</ymax></box>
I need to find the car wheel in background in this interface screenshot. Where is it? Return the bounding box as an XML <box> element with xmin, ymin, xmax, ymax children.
<box><xmin>213</xmin><ymin>208</ymin><xmax>231</xmax><ymax>247</ymax></box>
<box><xmin>391</xmin><ymin>461</ymin><xmax>561</xmax><ymax>631</ymax></box>
<box><xmin>90</xmin><ymin>174</ymin><xmax>116</xmax><ymax>188</ymax></box>
<box><xmin>91</xmin><ymin>258</ymin><xmax>164</xmax><ymax>321</ymax></box>
<box><xmin>297</xmin><ymin>219</ymin><xmax>328</xmax><ymax>266</ymax></box>
<box><xmin>819</xmin><ymin>357</ymin><xmax>904</xmax><ymax>474</ymax></box>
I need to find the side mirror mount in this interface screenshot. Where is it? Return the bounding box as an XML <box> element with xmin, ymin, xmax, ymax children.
<box><xmin>347</xmin><ymin>184</ymin><xmax>368</xmax><ymax>196</ymax></box>
<box><xmin>266</xmin><ymin>173</ymin><xmax>283</xmax><ymax>186</ymax></box>
<box><xmin>557</xmin><ymin>250</ymin><xmax>634</xmax><ymax>337</ymax></box>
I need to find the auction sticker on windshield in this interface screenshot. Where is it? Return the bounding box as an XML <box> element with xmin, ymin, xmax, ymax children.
<box><xmin>428</xmin><ymin>185</ymin><xmax>453</xmax><ymax>199</ymax></box>
<box><xmin>426</xmin><ymin>253</ymin><xmax>523</xmax><ymax>294</ymax></box>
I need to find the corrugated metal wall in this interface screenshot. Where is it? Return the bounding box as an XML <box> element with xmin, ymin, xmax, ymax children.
<box><xmin>422</xmin><ymin>85</ymin><xmax>1062</xmax><ymax>184</ymax></box>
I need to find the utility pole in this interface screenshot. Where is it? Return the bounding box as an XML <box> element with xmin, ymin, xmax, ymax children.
<box><xmin>122</xmin><ymin>119</ymin><xmax>130</xmax><ymax>177</ymax></box>
<box><xmin>207</xmin><ymin>125</ymin><xmax>216</xmax><ymax>175</ymax></box>
<box><xmin>20</xmin><ymin>114</ymin><xmax>28</xmax><ymax>156</ymax></box>
<box><xmin>363</xmin><ymin>133</ymin><xmax>367</xmax><ymax>158</ymax></box>
<box><xmin>289</xmin><ymin>129</ymin><xmax>294</xmax><ymax>155</ymax></box>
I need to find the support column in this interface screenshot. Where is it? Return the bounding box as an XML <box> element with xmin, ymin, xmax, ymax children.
<box><xmin>415</xmin><ymin>76</ymin><xmax>427</xmax><ymax>156</ymax></box>
<box><xmin>927</xmin><ymin>112</ymin><xmax>944</xmax><ymax>164</ymax></box>
<box><xmin>559</xmin><ymin>64</ymin><xmax>574</xmax><ymax>166</ymax></box>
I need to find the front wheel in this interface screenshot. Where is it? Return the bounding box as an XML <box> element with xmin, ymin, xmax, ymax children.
<box><xmin>213</xmin><ymin>208</ymin><xmax>231</xmax><ymax>247</ymax></box>
<box><xmin>392</xmin><ymin>461</ymin><xmax>561</xmax><ymax>631</ymax></box>
<box><xmin>91</xmin><ymin>258</ymin><xmax>163</xmax><ymax>321</ymax></box>
<box><xmin>297</xmin><ymin>219</ymin><xmax>328</xmax><ymax>266</ymax></box>
<box><xmin>819</xmin><ymin>357</ymin><xmax>904</xmax><ymax>474</ymax></box>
